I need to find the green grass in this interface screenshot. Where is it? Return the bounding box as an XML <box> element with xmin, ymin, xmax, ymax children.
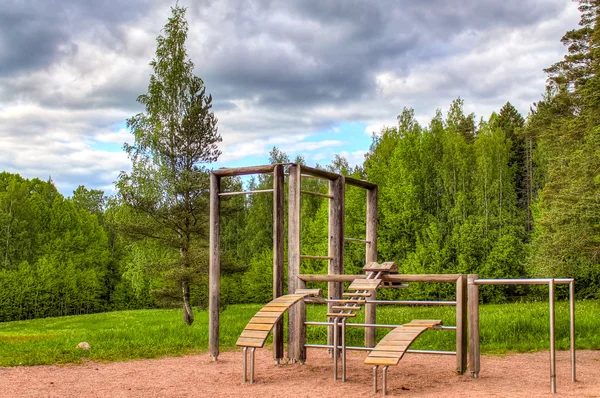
<box><xmin>1</xmin><ymin>300</ymin><xmax>598</xmax><ymax>366</ymax></box>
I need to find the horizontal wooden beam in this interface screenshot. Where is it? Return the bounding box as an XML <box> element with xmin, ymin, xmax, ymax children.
<box><xmin>299</xmin><ymin>165</ymin><xmax>340</xmax><ymax>180</ymax></box>
<box><xmin>297</xmin><ymin>274</ymin><xmax>462</xmax><ymax>283</ymax></box>
<box><xmin>345</xmin><ymin>176</ymin><xmax>377</xmax><ymax>189</ymax></box>
<box><xmin>212</xmin><ymin>165</ymin><xmax>275</xmax><ymax>177</ymax></box>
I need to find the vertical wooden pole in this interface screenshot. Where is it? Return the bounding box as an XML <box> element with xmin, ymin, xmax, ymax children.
<box><xmin>273</xmin><ymin>165</ymin><xmax>284</xmax><ymax>363</ymax></box>
<box><xmin>456</xmin><ymin>274</ymin><xmax>468</xmax><ymax>374</ymax></box>
<box><xmin>287</xmin><ymin>164</ymin><xmax>301</xmax><ymax>362</ymax></box>
<box><xmin>467</xmin><ymin>274</ymin><xmax>480</xmax><ymax>378</ymax></box>
<box><xmin>328</xmin><ymin>176</ymin><xmax>345</xmax><ymax>351</ymax></box>
<box><xmin>209</xmin><ymin>172</ymin><xmax>221</xmax><ymax>360</ymax></box>
<box><xmin>365</xmin><ymin>186</ymin><xmax>378</xmax><ymax>347</ymax></box>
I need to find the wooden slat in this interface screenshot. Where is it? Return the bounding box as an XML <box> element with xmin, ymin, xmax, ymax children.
<box><xmin>245</xmin><ymin>324</ymin><xmax>274</xmax><ymax>331</ymax></box>
<box><xmin>364</xmin><ymin>357</ymin><xmax>400</xmax><ymax>366</ymax></box>
<box><xmin>260</xmin><ymin>307</ymin><xmax>287</xmax><ymax>312</ymax></box>
<box><xmin>343</xmin><ymin>292</ymin><xmax>371</xmax><ymax>297</ymax></box>
<box><xmin>213</xmin><ymin>165</ymin><xmax>275</xmax><ymax>177</ymax></box>
<box><xmin>348</xmin><ymin>279</ymin><xmax>381</xmax><ymax>291</ymax></box>
<box><xmin>331</xmin><ymin>305</ymin><xmax>361</xmax><ymax>311</ymax></box>
<box><xmin>235</xmin><ymin>337</ymin><xmax>264</xmax><ymax>348</ymax></box>
<box><xmin>334</xmin><ymin>299</ymin><xmax>366</xmax><ymax>304</ymax></box>
<box><xmin>326</xmin><ymin>313</ymin><xmax>356</xmax><ymax>318</ymax></box>
<box><xmin>372</xmin><ymin>345</ymin><xmax>409</xmax><ymax>351</ymax></box>
<box><xmin>367</xmin><ymin>351</ymin><xmax>406</xmax><ymax>358</ymax></box>
<box><xmin>362</xmin><ymin>261</ymin><xmax>398</xmax><ymax>273</ymax></box>
<box><xmin>240</xmin><ymin>330</ymin><xmax>270</xmax><ymax>339</ymax></box>
<box><xmin>295</xmin><ymin>288</ymin><xmax>322</xmax><ymax>297</ymax></box>
<box><xmin>253</xmin><ymin>312</ymin><xmax>281</xmax><ymax>318</ymax></box>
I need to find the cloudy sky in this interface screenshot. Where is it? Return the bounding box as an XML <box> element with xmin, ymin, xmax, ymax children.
<box><xmin>0</xmin><ymin>0</ymin><xmax>580</xmax><ymax>195</ymax></box>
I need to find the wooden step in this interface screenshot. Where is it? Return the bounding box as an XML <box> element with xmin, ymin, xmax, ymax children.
<box><xmin>295</xmin><ymin>288</ymin><xmax>322</xmax><ymax>297</ymax></box>
<box><xmin>326</xmin><ymin>313</ymin><xmax>356</xmax><ymax>318</ymax></box>
<box><xmin>343</xmin><ymin>292</ymin><xmax>372</xmax><ymax>297</ymax></box>
<box><xmin>331</xmin><ymin>305</ymin><xmax>361</xmax><ymax>311</ymax></box>
<box><xmin>348</xmin><ymin>278</ymin><xmax>382</xmax><ymax>291</ymax></box>
<box><xmin>362</xmin><ymin>261</ymin><xmax>398</xmax><ymax>273</ymax></box>
<box><xmin>404</xmin><ymin>319</ymin><xmax>443</xmax><ymax>328</ymax></box>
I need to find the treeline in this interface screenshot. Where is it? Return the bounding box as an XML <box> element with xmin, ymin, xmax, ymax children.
<box><xmin>1</xmin><ymin>1</ymin><xmax>598</xmax><ymax>322</ymax></box>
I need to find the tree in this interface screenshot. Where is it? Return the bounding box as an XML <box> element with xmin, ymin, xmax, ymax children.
<box><xmin>116</xmin><ymin>5</ymin><xmax>221</xmax><ymax>325</ymax></box>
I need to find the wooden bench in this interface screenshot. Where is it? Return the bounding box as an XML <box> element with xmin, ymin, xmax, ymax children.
<box><xmin>236</xmin><ymin>289</ymin><xmax>321</xmax><ymax>383</ymax></box>
<box><xmin>365</xmin><ymin>319</ymin><xmax>442</xmax><ymax>395</ymax></box>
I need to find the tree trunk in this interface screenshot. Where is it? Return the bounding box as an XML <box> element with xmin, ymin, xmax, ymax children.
<box><xmin>182</xmin><ymin>280</ymin><xmax>194</xmax><ymax>325</ymax></box>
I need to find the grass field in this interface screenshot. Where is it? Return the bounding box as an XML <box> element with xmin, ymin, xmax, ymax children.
<box><xmin>0</xmin><ymin>300</ymin><xmax>598</xmax><ymax>366</ymax></box>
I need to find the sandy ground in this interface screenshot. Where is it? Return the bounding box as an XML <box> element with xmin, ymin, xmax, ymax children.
<box><xmin>0</xmin><ymin>349</ymin><xmax>598</xmax><ymax>397</ymax></box>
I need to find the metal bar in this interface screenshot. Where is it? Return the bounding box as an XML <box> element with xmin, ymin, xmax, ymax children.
<box><xmin>550</xmin><ymin>279</ymin><xmax>556</xmax><ymax>393</ymax></box>
<box><xmin>305</xmin><ymin>344</ymin><xmax>456</xmax><ymax>355</ymax></box>
<box><xmin>300</xmin><ymin>189</ymin><xmax>333</xmax><ymax>199</ymax></box>
<box><xmin>474</xmin><ymin>278</ymin><xmax>573</xmax><ymax>285</ymax></box>
<box><xmin>250</xmin><ymin>347</ymin><xmax>256</xmax><ymax>384</ymax></box>
<box><xmin>342</xmin><ymin>319</ymin><xmax>347</xmax><ymax>382</ymax></box>
<box><xmin>344</xmin><ymin>237</ymin><xmax>371</xmax><ymax>243</ymax></box>
<box><xmin>382</xmin><ymin>366</ymin><xmax>388</xmax><ymax>396</ymax></box>
<box><xmin>373</xmin><ymin>366</ymin><xmax>378</xmax><ymax>394</ymax></box>
<box><xmin>300</xmin><ymin>255</ymin><xmax>333</xmax><ymax>260</ymax></box>
<box><xmin>218</xmin><ymin>189</ymin><xmax>273</xmax><ymax>196</ymax></box>
<box><xmin>366</xmin><ymin>300</ymin><xmax>457</xmax><ymax>306</ymax></box>
<box><xmin>305</xmin><ymin>321</ymin><xmax>455</xmax><ymax>330</ymax></box>
<box><xmin>333</xmin><ymin>317</ymin><xmax>339</xmax><ymax>380</ymax></box>
<box><xmin>242</xmin><ymin>347</ymin><xmax>247</xmax><ymax>383</ymax></box>
<box><xmin>569</xmin><ymin>280</ymin><xmax>576</xmax><ymax>382</ymax></box>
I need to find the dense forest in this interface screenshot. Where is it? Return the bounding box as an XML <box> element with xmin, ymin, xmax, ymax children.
<box><xmin>0</xmin><ymin>1</ymin><xmax>598</xmax><ymax>321</ymax></box>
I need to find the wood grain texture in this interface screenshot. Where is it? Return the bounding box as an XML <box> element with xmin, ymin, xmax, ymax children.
<box><xmin>209</xmin><ymin>173</ymin><xmax>221</xmax><ymax>360</ymax></box>
<box><xmin>287</xmin><ymin>164</ymin><xmax>301</xmax><ymax>361</ymax></box>
<box><xmin>273</xmin><ymin>164</ymin><xmax>284</xmax><ymax>361</ymax></box>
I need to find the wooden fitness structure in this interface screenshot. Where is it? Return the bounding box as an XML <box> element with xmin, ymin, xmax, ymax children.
<box><xmin>209</xmin><ymin>163</ymin><xmax>577</xmax><ymax>395</ymax></box>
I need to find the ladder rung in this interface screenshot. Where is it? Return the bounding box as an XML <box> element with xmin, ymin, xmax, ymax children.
<box><xmin>331</xmin><ymin>305</ymin><xmax>361</xmax><ymax>311</ymax></box>
<box><xmin>332</xmin><ymin>299</ymin><xmax>365</xmax><ymax>304</ymax></box>
<box><xmin>326</xmin><ymin>313</ymin><xmax>356</xmax><ymax>318</ymax></box>
<box><xmin>343</xmin><ymin>292</ymin><xmax>372</xmax><ymax>297</ymax></box>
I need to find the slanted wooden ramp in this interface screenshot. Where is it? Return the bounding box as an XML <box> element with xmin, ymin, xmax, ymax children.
<box><xmin>366</xmin><ymin>319</ymin><xmax>442</xmax><ymax>395</ymax></box>
<box><xmin>236</xmin><ymin>289</ymin><xmax>321</xmax><ymax>383</ymax></box>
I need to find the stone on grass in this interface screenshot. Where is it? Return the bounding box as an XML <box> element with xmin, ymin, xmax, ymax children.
<box><xmin>77</xmin><ymin>342</ymin><xmax>91</xmax><ymax>350</ymax></box>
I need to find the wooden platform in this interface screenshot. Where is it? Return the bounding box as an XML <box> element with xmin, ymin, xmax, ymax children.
<box><xmin>364</xmin><ymin>320</ymin><xmax>442</xmax><ymax>366</ymax></box>
<box><xmin>236</xmin><ymin>291</ymin><xmax>321</xmax><ymax>348</ymax></box>
<box><xmin>348</xmin><ymin>278</ymin><xmax>382</xmax><ymax>291</ymax></box>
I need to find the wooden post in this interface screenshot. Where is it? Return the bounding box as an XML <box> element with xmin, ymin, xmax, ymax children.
<box><xmin>287</xmin><ymin>164</ymin><xmax>302</xmax><ymax>362</ymax></box>
<box><xmin>273</xmin><ymin>165</ymin><xmax>284</xmax><ymax>363</ymax></box>
<box><xmin>365</xmin><ymin>186</ymin><xmax>378</xmax><ymax>347</ymax></box>
<box><xmin>456</xmin><ymin>274</ymin><xmax>468</xmax><ymax>374</ymax></box>
<box><xmin>467</xmin><ymin>274</ymin><xmax>480</xmax><ymax>378</ymax></box>
<box><xmin>328</xmin><ymin>176</ymin><xmax>345</xmax><ymax>352</ymax></box>
<box><xmin>209</xmin><ymin>172</ymin><xmax>221</xmax><ymax>360</ymax></box>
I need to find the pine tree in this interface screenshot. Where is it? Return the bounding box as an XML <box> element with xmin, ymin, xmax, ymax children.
<box><xmin>116</xmin><ymin>5</ymin><xmax>221</xmax><ymax>324</ymax></box>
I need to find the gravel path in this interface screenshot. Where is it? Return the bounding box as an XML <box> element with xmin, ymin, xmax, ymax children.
<box><xmin>0</xmin><ymin>349</ymin><xmax>598</xmax><ymax>397</ymax></box>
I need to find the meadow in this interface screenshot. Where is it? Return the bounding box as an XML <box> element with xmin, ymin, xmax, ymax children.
<box><xmin>0</xmin><ymin>300</ymin><xmax>598</xmax><ymax>366</ymax></box>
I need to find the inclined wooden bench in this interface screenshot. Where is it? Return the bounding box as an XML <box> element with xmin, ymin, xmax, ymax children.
<box><xmin>365</xmin><ymin>319</ymin><xmax>443</xmax><ymax>395</ymax></box>
<box><xmin>236</xmin><ymin>288</ymin><xmax>322</xmax><ymax>383</ymax></box>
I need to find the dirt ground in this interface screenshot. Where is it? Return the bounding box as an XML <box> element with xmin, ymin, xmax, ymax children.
<box><xmin>0</xmin><ymin>349</ymin><xmax>598</xmax><ymax>397</ymax></box>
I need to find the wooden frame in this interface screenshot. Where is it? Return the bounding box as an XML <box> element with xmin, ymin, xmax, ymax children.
<box><xmin>209</xmin><ymin>163</ymin><xmax>378</xmax><ymax>364</ymax></box>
